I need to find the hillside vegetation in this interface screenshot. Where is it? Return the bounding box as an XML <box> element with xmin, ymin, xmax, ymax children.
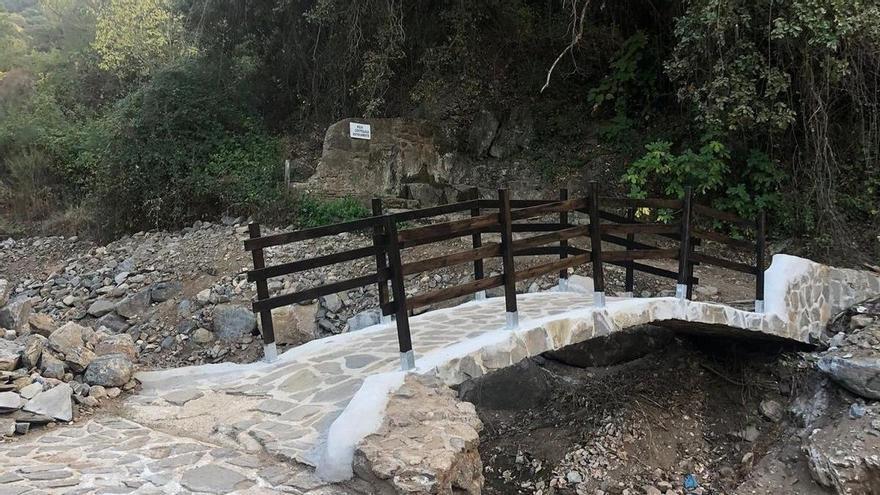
<box><xmin>1</xmin><ymin>0</ymin><xmax>878</xmax><ymax>263</ymax></box>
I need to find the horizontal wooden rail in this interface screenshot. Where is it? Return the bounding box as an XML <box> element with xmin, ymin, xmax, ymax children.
<box><xmin>601</xmin><ymin>249</ymin><xmax>679</xmax><ymax>262</ymax></box>
<box><xmin>252</xmin><ymin>271</ymin><xmax>388</xmax><ymax>312</ymax></box>
<box><xmin>596</xmin><ymin>210</ymin><xmax>699</xmax><ymax>245</ymax></box>
<box><xmin>406</xmin><ymin>275</ymin><xmax>505</xmax><ymax>310</ymax></box>
<box><xmin>693</xmin><ymin>228</ymin><xmax>754</xmax><ymax>250</ymax></box>
<box><xmin>247</xmin><ymin>245</ymin><xmax>381</xmax><ymax>282</ymax></box>
<box><xmin>244</xmin><ymin>215</ymin><xmax>383</xmax><ymax>251</ymax></box>
<box><xmin>600</xmin><ymin>223</ymin><xmax>680</xmax><ymax>235</ymax></box>
<box><xmin>514</xmin><ymin>253</ymin><xmax>590</xmax><ymax>282</ymax></box>
<box><xmin>509</xmin><ymin>198</ymin><xmax>589</xmax><ymax>221</ymax></box>
<box><xmin>692</xmin><ymin>204</ymin><xmax>753</xmax><ymax>228</ymax></box>
<box><xmin>566</xmin><ymin>246</ymin><xmax>697</xmax><ymax>283</ymax></box>
<box><xmin>388</xmin><ymin>200</ymin><xmax>479</xmax><ymax>223</ymax></box>
<box><xmin>599</xmin><ymin>197</ymin><xmax>683</xmax><ymax>209</ymax></box>
<box><xmin>401</xmin><ymin>243</ymin><xmax>501</xmax><ymax>275</ymax></box>
<box><xmin>690</xmin><ymin>252</ymin><xmax>757</xmax><ymax>275</ymax></box>
<box><xmin>396</xmin><ymin>212</ymin><xmax>499</xmax><ymax>245</ymax></box>
<box><xmin>511</xmin><ymin>226</ymin><xmax>587</xmax><ymax>252</ymax></box>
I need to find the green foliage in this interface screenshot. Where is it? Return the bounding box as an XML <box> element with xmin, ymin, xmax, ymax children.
<box><xmin>623</xmin><ymin>138</ymin><xmax>730</xmax><ymax>199</ymax></box>
<box><xmin>713</xmin><ymin>150</ymin><xmax>784</xmax><ymax>221</ymax></box>
<box><xmin>295</xmin><ymin>195</ymin><xmax>370</xmax><ymax>228</ymax></box>
<box><xmin>588</xmin><ymin>32</ymin><xmax>654</xmax><ymax>116</ymax></box>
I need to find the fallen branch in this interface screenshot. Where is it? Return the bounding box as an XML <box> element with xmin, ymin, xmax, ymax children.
<box><xmin>540</xmin><ymin>0</ymin><xmax>591</xmax><ymax>93</ymax></box>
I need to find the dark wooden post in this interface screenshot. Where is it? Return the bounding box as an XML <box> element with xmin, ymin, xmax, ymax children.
<box><xmin>676</xmin><ymin>186</ymin><xmax>693</xmax><ymax>299</ymax></box>
<box><xmin>498</xmin><ymin>189</ymin><xmax>518</xmax><ymax>328</ymax></box>
<box><xmin>371</xmin><ymin>198</ymin><xmax>391</xmax><ymax>320</ymax></box>
<box><xmin>559</xmin><ymin>188</ymin><xmax>570</xmax><ymax>288</ymax></box>
<box><xmin>248</xmin><ymin>223</ymin><xmax>277</xmax><ymax>362</ymax></box>
<box><xmin>755</xmin><ymin>209</ymin><xmax>766</xmax><ymax>312</ymax></box>
<box><xmin>471</xmin><ymin>204</ymin><xmax>486</xmax><ymax>300</ymax></box>
<box><xmin>588</xmin><ymin>181</ymin><xmax>605</xmax><ymax>307</ymax></box>
<box><xmin>624</xmin><ymin>207</ymin><xmax>635</xmax><ymax>297</ymax></box>
<box><xmin>383</xmin><ymin>216</ymin><xmax>414</xmax><ymax>370</ymax></box>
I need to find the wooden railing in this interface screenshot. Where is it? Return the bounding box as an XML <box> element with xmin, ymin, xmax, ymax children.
<box><xmin>244</xmin><ymin>181</ymin><xmax>766</xmax><ymax>367</ymax></box>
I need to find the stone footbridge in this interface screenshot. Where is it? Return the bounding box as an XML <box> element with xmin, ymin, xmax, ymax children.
<box><xmin>2</xmin><ymin>254</ymin><xmax>878</xmax><ymax>494</ymax></box>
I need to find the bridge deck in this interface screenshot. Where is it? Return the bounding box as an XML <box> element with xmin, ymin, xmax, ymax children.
<box><xmin>134</xmin><ymin>291</ymin><xmax>779</xmax><ymax>470</ymax></box>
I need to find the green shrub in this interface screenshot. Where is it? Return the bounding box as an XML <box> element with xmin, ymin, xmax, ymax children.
<box><xmin>295</xmin><ymin>195</ymin><xmax>370</xmax><ymax>228</ymax></box>
<box><xmin>623</xmin><ymin>138</ymin><xmax>729</xmax><ymax>199</ymax></box>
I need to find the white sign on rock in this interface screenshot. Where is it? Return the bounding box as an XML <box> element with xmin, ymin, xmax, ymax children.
<box><xmin>349</xmin><ymin>122</ymin><xmax>371</xmax><ymax>140</ymax></box>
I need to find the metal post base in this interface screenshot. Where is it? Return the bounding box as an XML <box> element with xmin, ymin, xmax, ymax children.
<box><xmin>593</xmin><ymin>291</ymin><xmax>606</xmax><ymax>308</ymax></box>
<box><xmin>400</xmin><ymin>350</ymin><xmax>415</xmax><ymax>371</ymax></box>
<box><xmin>263</xmin><ymin>342</ymin><xmax>278</xmax><ymax>363</ymax></box>
<box><xmin>622</xmin><ymin>291</ymin><xmax>634</xmax><ymax>298</ymax></box>
<box><xmin>475</xmin><ymin>290</ymin><xmax>487</xmax><ymax>301</ymax></box>
<box><xmin>675</xmin><ymin>284</ymin><xmax>687</xmax><ymax>299</ymax></box>
<box><xmin>505</xmin><ymin>311</ymin><xmax>519</xmax><ymax>330</ymax></box>
<box><xmin>755</xmin><ymin>300</ymin><xmax>765</xmax><ymax>313</ymax></box>
<box><xmin>558</xmin><ymin>278</ymin><xmax>570</xmax><ymax>292</ymax></box>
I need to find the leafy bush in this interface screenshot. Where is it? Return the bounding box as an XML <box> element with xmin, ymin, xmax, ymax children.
<box><xmin>295</xmin><ymin>195</ymin><xmax>370</xmax><ymax>228</ymax></box>
<box><xmin>623</xmin><ymin>138</ymin><xmax>729</xmax><ymax>199</ymax></box>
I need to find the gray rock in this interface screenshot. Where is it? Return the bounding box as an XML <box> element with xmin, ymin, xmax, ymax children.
<box><xmin>87</xmin><ymin>298</ymin><xmax>116</xmax><ymax>317</ymax></box>
<box><xmin>20</xmin><ymin>334</ymin><xmax>46</xmax><ymax>369</ymax></box>
<box><xmin>95</xmin><ymin>334</ymin><xmax>137</xmax><ymax>361</ymax></box>
<box><xmin>84</xmin><ymin>354</ymin><xmax>133</xmax><ymax>387</ymax></box>
<box><xmin>0</xmin><ymin>391</ymin><xmax>23</xmax><ymax>411</ymax></box>
<box><xmin>467</xmin><ymin>110</ymin><xmax>500</xmax><ymax>156</ymax></box>
<box><xmin>850</xmin><ymin>402</ymin><xmax>867</xmax><ymax>419</ymax></box>
<box><xmin>19</xmin><ymin>382</ymin><xmax>43</xmax><ymax>400</ymax></box>
<box><xmin>0</xmin><ymin>417</ymin><xmax>14</xmax><ymax>436</ymax></box>
<box><xmin>0</xmin><ymin>297</ymin><xmax>32</xmax><ymax>331</ymax></box>
<box><xmin>402</xmin><ymin>183</ymin><xmax>447</xmax><ymax>207</ymax></box>
<box><xmin>0</xmin><ymin>339</ymin><xmax>21</xmax><ymax>371</ymax></box>
<box><xmin>212</xmin><ymin>305</ymin><xmax>256</xmax><ymax>341</ymax></box>
<box><xmin>759</xmin><ymin>399</ymin><xmax>783</xmax><ymax>423</ymax></box>
<box><xmin>115</xmin><ymin>290</ymin><xmax>151</xmax><ymax>319</ymax></box>
<box><xmin>39</xmin><ymin>351</ymin><xmax>66</xmax><ymax>379</ymax></box>
<box><xmin>489</xmin><ymin>105</ymin><xmax>534</xmax><ymax>158</ymax></box>
<box><xmin>818</xmin><ymin>355</ymin><xmax>880</xmax><ymax>400</ymax></box>
<box><xmin>192</xmin><ymin>328</ymin><xmax>214</xmax><ymax>344</ymax></box>
<box><xmin>0</xmin><ymin>279</ymin><xmax>9</xmax><ymax>307</ymax></box>
<box><xmin>180</xmin><ymin>464</ymin><xmax>248</xmax><ymax>493</ymax></box>
<box><xmin>321</xmin><ymin>293</ymin><xmax>343</xmax><ymax>313</ymax></box>
<box><xmin>96</xmin><ymin>312</ymin><xmax>130</xmax><ymax>333</ymax></box>
<box><xmin>49</xmin><ymin>322</ymin><xmax>95</xmax><ymax>373</ymax></box>
<box><xmin>163</xmin><ymin>389</ymin><xmax>204</xmax><ymax>406</ymax></box>
<box><xmin>347</xmin><ymin>309</ymin><xmax>381</xmax><ymax>332</ymax></box>
<box><xmin>27</xmin><ymin>313</ymin><xmax>56</xmax><ymax>337</ymax></box>
<box><xmin>150</xmin><ymin>281</ymin><xmax>183</xmax><ymax>302</ymax></box>
<box><xmin>23</xmin><ymin>383</ymin><xmax>73</xmax><ymax>422</ymax></box>
<box><xmin>14</xmin><ymin>422</ymin><xmax>29</xmax><ymax>434</ymax></box>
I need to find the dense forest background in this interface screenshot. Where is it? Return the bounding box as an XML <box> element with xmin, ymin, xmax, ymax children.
<box><xmin>1</xmin><ymin>0</ymin><xmax>878</xmax><ymax>263</ymax></box>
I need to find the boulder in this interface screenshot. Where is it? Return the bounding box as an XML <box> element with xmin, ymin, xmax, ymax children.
<box><xmin>96</xmin><ymin>312</ymin><xmax>130</xmax><ymax>333</ymax></box>
<box><xmin>84</xmin><ymin>354</ymin><xmax>133</xmax><ymax>387</ymax></box>
<box><xmin>0</xmin><ymin>297</ymin><xmax>32</xmax><ymax>331</ymax></box>
<box><xmin>273</xmin><ymin>303</ymin><xmax>319</xmax><ymax>345</ymax></box>
<box><xmin>20</xmin><ymin>334</ymin><xmax>46</xmax><ymax>369</ymax></box>
<box><xmin>0</xmin><ymin>339</ymin><xmax>21</xmax><ymax>371</ymax></box>
<box><xmin>212</xmin><ymin>305</ymin><xmax>256</xmax><ymax>341</ymax></box>
<box><xmin>49</xmin><ymin>322</ymin><xmax>96</xmax><ymax>373</ymax></box>
<box><xmin>23</xmin><ymin>383</ymin><xmax>73</xmax><ymax>422</ymax></box>
<box><xmin>467</xmin><ymin>110</ymin><xmax>500</xmax><ymax>156</ymax></box>
<box><xmin>27</xmin><ymin>313</ymin><xmax>56</xmax><ymax>337</ymax></box>
<box><xmin>95</xmin><ymin>334</ymin><xmax>137</xmax><ymax>362</ymax></box>
<box><xmin>115</xmin><ymin>290</ymin><xmax>151</xmax><ymax>319</ymax></box>
<box><xmin>546</xmin><ymin>326</ymin><xmax>674</xmax><ymax>368</ymax></box>
<box><xmin>0</xmin><ymin>391</ymin><xmax>23</xmax><ymax>411</ymax></box>
<box><xmin>818</xmin><ymin>355</ymin><xmax>880</xmax><ymax>400</ymax></box>
<box><xmin>402</xmin><ymin>183</ymin><xmax>448</xmax><ymax>207</ymax></box>
<box><xmin>39</xmin><ymin>351</ymin><xmax>66</xmax><ymax>379</ymax></box>
<box><xmin>347</xmin><ymin>309</ymin><xmax>382</xmax><ymax>332</ymax></box>
<box><xmin>87</xmin><ymin>298</ymin><xmax>116</xmax><ymax>317</ymax></box>
<box><xmin>192</xmin><ymin>328</ymin><xmax>214</xmax><ymax>344</ymax></box>
<box><xmin>150</xmin><ymin>281</ymin><xmax>183</xmax><ymax>302</ymax></box>
<box><xmin>489</xmin><ymin>106</ymin><xmax>534</xmax><ymax>159</ymax></box>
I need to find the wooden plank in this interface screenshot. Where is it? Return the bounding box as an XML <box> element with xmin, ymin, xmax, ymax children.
<box><xmin>244</xmin><ymin>215</ymin><xmax>384</xmax><ymax>251</ymax></box>
<box><xmin>756</xmin><ymin>210</ymin><xmax>766</xmax><ymax>301</ymax></box>
<box><xmin>603</xmin><ymin>259</ymin><xmax>699</xmax><ymax>284</ymax></box>
<box><xmin>401</xmin><ymin>243</ymin><xmax>501</xmax><ymax>275</ymax></box>
<box><xmin>514</xmin><ymin>253</ymin><xmax>590</xmax><ymax>282</ymax></box>
<box><xmin>692</xmin><ymin>204</ymin><xmax>753</xmax><ymax>228</ymax></box>
<box><xmin>248</xmin><ymin>223</ymin><xmax>275</xmax><ymax>345</ymax></box>
<box><xmin>559</xmin><ymin>188</ymin><xmax>570</xmax><ymax>281</ymax></box>
<box><xmin>599</xmin><ymin>197</ymin><xmax>683</xmax><ymax>209</ymax></box>
<box><xmin>406</xmin><ymin>275</ymin><xmax>505</xmax><ymax>310</ymax></box>
<box><xmin>471</xmin><ymin>206</ymin><xmax>485</xmax><ymax>282</ymax></box>
<box><xmin>625</xmin><ymin>207</ymin><xmax>635</xmax><ymax>293</ymax></box>
<box><xmin>596</xmin><ymin>210</ymin><xmax>700</xmax><ymax>245</ymax></box>
<box><xmin>599</xmin><ymin>223</ymin><xmax>680</xmax><ymax>235</ymax></box>
<box><xmin>691</xmin><ymin>252</ymin><xmax>757</xmax><ymax>275</ymax></box>
<box><xmin>515</xmin><ymin>246</ymin><xmax>571</xmax><ymax>256</ymax></box>
<box><xmin>601</xmin><ymin>249</ymin><xmax>679</xmax><ymax>262</ymax></box>
<box><xmin>396</xmin><ymin>213</ymin><xmax>499</xmax><ymax>244</ymax></box>
<box><xmin>247</xmin><ymin>245</ymin><xmax>380</xmax><ymax>282</ymax></box>
<box><xmin>692</xmin><ymin>228</ymin><xmax>754</xmax><ymax>250</ymax></box>
<box><xmin>677</xmin><ymin>187</ymin><xmax>693</xmax><ymax>289</ymax></box>
<box><xmin>253</xmin><ymin>272</ymin><xmax>384</xmax><ymax>312</ymax></box>
<box><xmin>511</xmin><ymin>226</ymin><xmax>587</xmax><ymax>252</ymax></box>
<box><xmin>509</xmin><ymin>197</ymin><xmax>588</xmax><ymax>221</ymax></box>
<box><xmin>589</xmin><ymin>182</ymin><xmax>605</xmax><ymax>292</ymax></box>
<box><xmin>499</xmin><ymin>189</ymin><xmax>518</xmax><ymax>314</ymax></box>
<box><xmin>372</xmin><ymin>199</ymin><xmax>391</xmax><ymax>315</ymax></box>
<box><xmin>388</xmin><ymin>200</ymin><xmax>479</xmax><ymax>222</ymax></box>
<box><xmin>383</xmin><ymin>216</ymin><xmax>412</xmax><ymax>354</ymax></box>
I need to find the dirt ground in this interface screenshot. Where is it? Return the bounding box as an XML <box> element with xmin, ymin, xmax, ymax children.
<box><xmin>476</xmin><ymin>334</ymin><xmax>829</xmax><ymax>495</ymax></box>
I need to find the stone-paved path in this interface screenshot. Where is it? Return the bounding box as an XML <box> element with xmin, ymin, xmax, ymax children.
<box><xmin>0</xmin><ymin>415</ymin><xmax>358</xmax><ymax>494</ymax></box>
<box><xmin>132</xmin><ymin>292</ymin><xmax>600</xmax><ymax>468</ymax></box>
